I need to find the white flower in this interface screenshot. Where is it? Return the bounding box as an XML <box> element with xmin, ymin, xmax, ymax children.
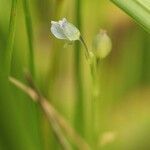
<box><xmin>51</xmin><ymin>18</ymin><xmax>80</xmax><ymax>41</ymax></box>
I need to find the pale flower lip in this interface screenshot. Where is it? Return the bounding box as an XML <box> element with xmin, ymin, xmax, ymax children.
<box><xmin>51</xmin><ymin>18</ymin><xmax>80</xmax><ymax>41</ymax></box>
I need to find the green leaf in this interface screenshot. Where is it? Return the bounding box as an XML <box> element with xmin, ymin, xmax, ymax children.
<box><xmin>111</xmin><ymin>0</ymin><xmax>150</xmax><ymax>33</ymax></box>
<box><xmin>22</xmin><ymin>0</ymin><xmax>35</xmax><ymax>77</ymax></box>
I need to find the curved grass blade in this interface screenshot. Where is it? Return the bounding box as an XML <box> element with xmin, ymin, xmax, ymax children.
<box><xmin>111</xmin><ymin>0</ymin><xmax>150</xmax><ymax>33</ymax></box>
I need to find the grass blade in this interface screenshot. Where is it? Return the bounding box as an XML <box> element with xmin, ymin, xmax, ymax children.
<box><xmin>74</xmin><ymin>0</ymin><xmax>85</xmax><ymax>136</ymax></box>
<box><xmin>22</xmin><ymin>0</ymin><xmax>35</xmax><ymax>77</ymax></box>
<box><xmin>0</xmin><ymin>1</ymin><xmax>35</xmax><ymax>150</ymax></box>
<box><xmin>111</xmin><ymin>0</ymin><xmax>150</xmax><ymax>33</ymax></box>
<box><xmin>4</xmin><ymin>0</ymin><xmax>18</xmax><ymax>75</ymax></box>
<box><xmin>9</xmin><ymin>76</ymin><xmax>91</xmax><ymax>150</ymax></box>
<box><xmin>22</xmin><ymin>1</ymin><xmax>42</xmax><ymax>149</ymax></box>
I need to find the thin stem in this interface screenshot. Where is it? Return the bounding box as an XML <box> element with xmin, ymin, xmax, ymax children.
<box><xmin>40</xmin><ymin>99</ymin><xmax>72</xmax><ymax>150</ymax></box>
<box><xmin>4</xmin><ymin>0</ymin><xmax>18</xmax><ymax>76</ymax></box>
<box><xmin>80</xmin><ymin>36</ymin><xmax>90</xmax><ymax>59</ymax></box>
<box><xmin>9</xmin><ymin>76</ymin><xmax>91</xmax><ymax>150</ymax></box>
<box><xmin>22</xmin><ymin>0</ymin><xmax>35</xmax><ymax>78</ymax></box>
<box><xmin>141</xmin><ymin>31</ymin><xmax>150</xmax><ymax>84</ymax></box>
<box><xmin>9</xmin><ymin>77</ymin><xmax>72</xmax><ymax>150</ymax></box>
<box><xmin>22</xmin><ymin>1</ymin><xmax>42</xmax><ymax>149</ymax></box>
<box><xmin>90</xmin><ymin>59</ymin><xmax>99</xmax><ymax>149</ymax></box>
<box><xmin>79</xmin><ymin>37</ymin><xmax>99</xmax><ymax>149</ymax></box>
<box><xmin>74</xmin><ymin>0</ymin><xmax>84</xmax><ymax>136</ymax></box>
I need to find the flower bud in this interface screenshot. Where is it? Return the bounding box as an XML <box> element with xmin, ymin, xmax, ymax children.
<box><xmin>51</xmin><ymin>18</ymin><xmax>80</xmax><ymax>41</ymax></box>
<box><xmin>93</xmin><ymin>30</ymin><xmax>112</xmax><ymax>59</ymax></box>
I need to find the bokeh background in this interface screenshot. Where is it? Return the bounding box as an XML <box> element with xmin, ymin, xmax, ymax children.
<box><xmin>0</xmin><ymin>0</ymin><xmax>150</xmax><ymax>150</ymax></box>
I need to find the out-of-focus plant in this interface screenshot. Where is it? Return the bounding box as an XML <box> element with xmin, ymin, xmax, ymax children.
<box><xmin>1</xmin><ymin>0</ymin><xmax>150</xmax><ymax>150</ymax></box>
<box><xmin>93</xmin><ymin>30</ymin><xmax>112</xmax><ymax>60</ymax></box>
<box><xmin>9</xmin><ymin>75</ymin><xmax>91</xmax><ymax>150</ymax></box>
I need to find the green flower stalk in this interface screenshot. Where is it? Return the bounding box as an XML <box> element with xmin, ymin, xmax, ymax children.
<box><xmin>91</xmin><ymin>30</ymin><xmax>112</xmax><ymax>149</ymax></box>
<box><xmin>51</xmin><ymin>18</ymin><xmax>85</xmax><ymax>136</ymax></box>
<box><xmin>50</xmin><ymin>18</ymin><xmax>112</xmax><ymax>149</ymax></box>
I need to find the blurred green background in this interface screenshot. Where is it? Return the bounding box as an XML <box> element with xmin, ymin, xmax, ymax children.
<box><xmin>0</xmin><ymin>0</ymin><xmax>150</xmax><ymax>150</ymax></box>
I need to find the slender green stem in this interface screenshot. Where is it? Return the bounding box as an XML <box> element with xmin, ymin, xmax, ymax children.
<box><xmin>74</xmin><ymin>0</ymin><xmax>84</xmax><ymax>136</ymax></box>
<box><xmin>9</xmin><ymin>76</ymin><xmax>91</xmax><ymax>150</ymax></box>
<box><xmin>4</xmin><ymin>0</ymin><xmax>18</xmax><ymax>76</ymax></box>
<box><xmin>22</xmin><ymin>1</ymin><xmax>42</xmax><ymax>149</ymax></box>
<box><xmin>79</xmin><ymin>30</ymin><xmax>99</xmax><ymax>149</ymax></box>
<box><xmin>90</xmin><ymin>59</ymin><xmax>99</xmax><ymax>149</ymax></box>
<box><xmin>141</xmin><ymin>31</ymin><xmax>150</xmax><ymax>84</ymax></box>
<box><xmin>22</xmin><ymin>0</ymin><xmax>35</xmax><ymax>77</ymax></box>
<box><xmin>80</xmin><ymin>36</ymin><xmax>90</xmax><ymax>59</ymax></box>
<box><xmin>79</xmin><ymin>37</ymin><xmax>99</xmax><ymax>149</ymax></box>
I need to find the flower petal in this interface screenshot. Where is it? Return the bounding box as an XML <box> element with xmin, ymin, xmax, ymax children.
<box><xmin>59</xmin><ymin>18</ymin><xmax>67</xmax><ymax>28</ymax></box>
<box><xmin>51</xmin><ymin>21</ymin><xmax>67</xmax><ymax>39</ymax></box>
<box><xmin>62</xmin><ymin>22</ymin><xmax>80</xmax><ymax>41</ymax></box>
<box><xmin>50</xmin><ymin>18</ymin><xmax>80</xmax><ymax>41</ymax></box>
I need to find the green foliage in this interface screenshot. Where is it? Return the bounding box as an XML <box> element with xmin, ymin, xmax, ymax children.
<box><xmin>4</xmin><ymin>0</ymin><xmax>18</xmax><ymax>75</ymax></box>
<box><xmin>0</xmin><ymin>0</ymin><xmax>150</xmax><ymax>150</ymax></box>
<box><xmin>22</xmin><ymin>0</ymin><xmax>35</xmax><ymax>77</ymax></box>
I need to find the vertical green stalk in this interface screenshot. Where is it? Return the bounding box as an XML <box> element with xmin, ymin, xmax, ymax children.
<box><xmin>22</xmin><ymin>0</ymin><xmax>35</xmax><ymax>77</ymax></box>
<box><xmin>80</xmin><ymin>38</ymin><xmax>99</xmax><ymax>149</ymax></box>
<box><xmin>74</xmin><ymin>0</ymin><xmax>84</xmax><ymax>136</ymax></box>
<box><xmin>90</xmin><ymin>59</ymin><xmax>99</xmax><ymax>149</ymax></box>
<box><xmin>22</xmin><ymin>0</ymin><xmax>42</xmax><ymax>149</ymax></box>
<box><xmin>4</xmin><ymin>0</ymin><xmax>18</xmax><ymax>76</ymax></box>
<box><xmin>141</xmin><ymin>31</ymin><xmax>150</xmax><ymax>84</ymax></box>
